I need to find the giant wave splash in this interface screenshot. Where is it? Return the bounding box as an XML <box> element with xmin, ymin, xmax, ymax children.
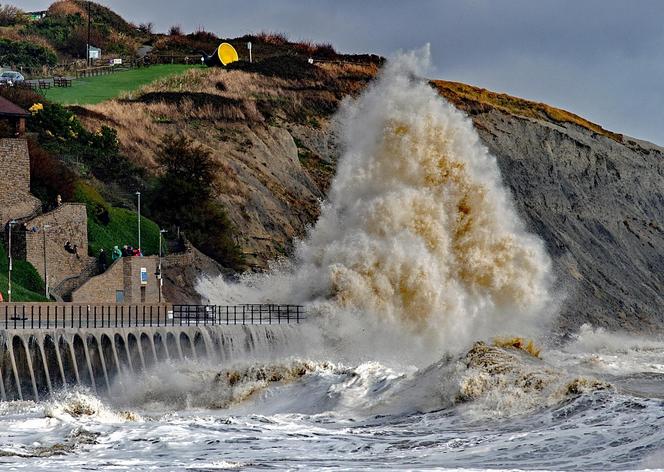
<box><xmin>200</xmin><ymin>46</ymin><xmax>555</xmax><ymax>358</ymax></box>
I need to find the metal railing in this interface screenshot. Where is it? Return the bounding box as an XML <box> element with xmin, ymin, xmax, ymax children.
<box><xmin>0</xmin><ymin>304</ymin><xmax>305</xmax><ymax>330</ymax></box>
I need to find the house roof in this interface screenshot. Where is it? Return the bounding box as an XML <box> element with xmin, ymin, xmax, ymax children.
<box><xmin>0</xmin><ymin>96</ymin><xmax>29</xmax><ymax>118</ymax></box>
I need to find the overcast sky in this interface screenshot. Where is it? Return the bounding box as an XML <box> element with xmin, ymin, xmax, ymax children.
<box><xmin>18</xmin><ymin>0</ymin><xmax>664</xmax><ymax>145</ymax></box>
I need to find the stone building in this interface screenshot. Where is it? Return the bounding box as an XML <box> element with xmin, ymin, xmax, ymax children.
<box><xmin>72</xmin><ymin>256</ymin><xmax>161</xmax><ymax>304</ymax></box>
<box><xmin>0</xmin><ymin>98</ymin><xmax>41</xmax><ymax>227</ymax></box>
<box><xmin>10</xmin><ymin>204</ymin><xmax>93</xmax><ymax>294</ymax></box>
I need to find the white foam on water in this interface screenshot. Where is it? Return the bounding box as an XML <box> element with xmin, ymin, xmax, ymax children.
<box><xmin>199</xmin><ymin>45</ymin><xmax>556</xmax><ymax>364</ymax></box>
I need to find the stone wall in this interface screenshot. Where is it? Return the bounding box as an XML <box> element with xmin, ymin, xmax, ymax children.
<box><xmin>0</xmin><ymin>138</ymin><xmax>41</xmax><ymax>226</ymax></box>
<box><xmin>14</xmin><ymin>204</ymin><xmax>91</xmax><ymax>290</ymax></box>
<box><xmin>72</xmin><ymin>256</ymin><xmax>161</xmax><ymax>304</ymax></box>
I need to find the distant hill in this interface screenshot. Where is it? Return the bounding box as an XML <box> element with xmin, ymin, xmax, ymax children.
<box><xmin>0</xmin><ymin>1</ymin><xmax>378</xmax><ymax>70</ymax></box>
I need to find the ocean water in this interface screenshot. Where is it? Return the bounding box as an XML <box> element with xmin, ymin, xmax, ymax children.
<box><xmin>1</xmin><ymin>47</ymin><xmax>660</xmax><ymax>471</ymax></box>
<box><xmin>0</xmin><ymin>326</ymin><xmax>663</xmax><ymax>471</ymax></box>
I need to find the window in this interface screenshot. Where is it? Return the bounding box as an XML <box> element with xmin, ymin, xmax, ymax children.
<box><xmin>115</xmin><ymin>290</ymin><xmax>124</xmax><ymax>303</ymax></box>
<box><xmin>140</xmin><ymin>287</ymin><xmax>146</xmax><ymax>303</ymax></box>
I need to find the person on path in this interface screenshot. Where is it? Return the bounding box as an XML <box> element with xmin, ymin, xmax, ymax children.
<box><xmin>112</xmin><ymin>245</ymin><xmax>122</xmax><ymax>261</ymax></box>
<box><xmin>99</xmin><ymin>249</ymin><xmax>107</xmax><ymax>272</ymax></box>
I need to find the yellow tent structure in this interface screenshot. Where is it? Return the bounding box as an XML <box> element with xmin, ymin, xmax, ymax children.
<box><xmin>217</xmin><ymin>43</ymin><xmax>239</xmax><ymax>66</ymax></box>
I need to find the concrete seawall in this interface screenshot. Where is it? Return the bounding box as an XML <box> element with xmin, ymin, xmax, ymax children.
<box><xmin>0</xmin><ymin>304</ymin><xmax>306</xmax><ymax>401</ymax></box>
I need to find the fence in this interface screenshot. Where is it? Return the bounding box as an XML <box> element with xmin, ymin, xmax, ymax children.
<box><xmin>0</xmin><ymin>304</ymin><xmax>305</xmax><ymax>330</ymax></box>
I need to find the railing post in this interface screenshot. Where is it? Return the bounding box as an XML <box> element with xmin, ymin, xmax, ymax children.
<box><xmin>22</xmin><ymin>305</ymin><xmax>25</xmax><ymax>329</ymax></box>
<box><xmin>234</xmin><ymin>306</ymin><xmax>237</xmax><ymax>325</ymax></box>
<box><xmin>46</xmin><ymin>305</ymin><xmax>50</xmax><ymax>329</ymax></box>
<box><xmin>121</xmin><ymin>305</ymin><xmax>124</xmax><ymax>328</ymax></box>
<box><xmin>94</xmin><ymin>306</ymin><xmax>97</xmax><ymax>328</ymax></box>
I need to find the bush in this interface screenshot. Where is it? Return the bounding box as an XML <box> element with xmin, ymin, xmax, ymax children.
<box><xmin>0</xmin><ymin>5</ymin><xmax>26</xmax><ymax>26</ymax></box>
<box><xmin>0</xmin><ymin>38</ymin><xmax>57</xmax><ymax>67</ymax></box>
<box><xmin>29</xmin><ymin>102</ymin><xmax>145</xmax><ymax>188</ymax></box>
<box><xmin>147</xmin><ymin>135</ymin><xmax>243</xmax><ymax>268</ymax></box>
<box><xmin>28</xmin><ymin>138</ymin><xmax>77</xmax><ymax>207</ymax></box>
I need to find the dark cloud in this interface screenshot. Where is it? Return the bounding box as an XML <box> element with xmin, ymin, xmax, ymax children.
<box><xmin>18</xmin><ymin>0</ymin><xmax>664</xmax><ymax>144</ymax></box>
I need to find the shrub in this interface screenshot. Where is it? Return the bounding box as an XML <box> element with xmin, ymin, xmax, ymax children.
<box><xmin>28</xmin><ymin>138</ymin><xmax>77</xmax><ymax>207</ymax></box>
<box><xmin>0</xmin><ymin>5</ymin><xmax>26</xmax><ymax>26</ymax></box>
<box><xmin>147</xmin><ymin>135</ymin><xmax>243</xmax><ymax>268</ymax></box>
<box><xmin>29</xmin><ymin>102</ymin><xmax>145</xmax><ymax>188</ymax></box>
<box><xmin>0</xmin><ymin>38</ymin><xmax>57</xmax><ymax>67</ymax></box>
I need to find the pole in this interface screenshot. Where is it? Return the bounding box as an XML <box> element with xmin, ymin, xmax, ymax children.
<box><xmin>158</xmin><ymin>229</ymin><xmax>167</xmax><ymax>302</ymax></box>
<box><xmin>136</xmin><ymin>191</ymin><xmax>141</xmax><ymax>253</ymax></box>
<box><xmin>7</xmin><ymin>220</ymin><xmax>16</xmax><ymax>302</ymax></box>
<box><xmin>43</xmin><ymin>224</ymin><xmax>50</xmax><ymax>299</ymax></box>
<box><xmin>87</xmin><ymin>1</ymin><xmax>91</xmax><ymax>67</ymax></box>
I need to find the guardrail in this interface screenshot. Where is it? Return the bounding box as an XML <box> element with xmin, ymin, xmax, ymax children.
<box><xmin>0</xmin><ymin>304</ymin><xmax>305</xmax><ymax>330</ymax></box>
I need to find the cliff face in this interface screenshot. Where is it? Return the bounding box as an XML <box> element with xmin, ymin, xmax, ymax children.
<box><xmin>471</xmin><ymin>109</ymin><xmax>663</xmax><ymax>332</ymax></box>
<box><xmin>77</xmin><ymin>64</ymin><xmax>663</xmax><ymax>331</ymax></box>
<box><xmin>435</xmin><ymin>80</ymin><xmax>664</xmax><ymax>331</ymax></box>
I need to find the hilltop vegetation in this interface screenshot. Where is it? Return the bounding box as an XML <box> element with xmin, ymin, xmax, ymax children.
<box><xmin>46</xmin><ymin>64</ymin><xmax>199</xmax><ymax>104</ymax></box>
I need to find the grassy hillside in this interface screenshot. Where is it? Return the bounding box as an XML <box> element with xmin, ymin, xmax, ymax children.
<box><xmin>0</xmin><ymin>242</ymin><xmax>47</xmax><ymax>302</ymax></box>
<box><xmin>74</xmin><ymin>182</ymin><xmax>162</xmax><ymax>257</ymax></box>
<box><xmin>432</xmin><ymin>80</ymin><xmax>623</xmax><ymax>143</ymax></box>
<box><xmin>46</xmin><ymin>64</ymin><xmax>201</xmax><ymax>105</ymax></box>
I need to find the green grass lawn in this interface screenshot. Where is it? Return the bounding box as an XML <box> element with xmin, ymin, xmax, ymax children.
<box><xmin>43</xmin><ymin>64</ymin><xmax>202</xmax><ymax>105</ymax></box>
<box><xmin>0</xmin><ymin>242</ymin><xmax>47</xmax><ymax>302</ymax></box>
<box><xmin>75</xmin><ymin>182</ymin><xmax>163</xmax><ymax>259</ymax></box>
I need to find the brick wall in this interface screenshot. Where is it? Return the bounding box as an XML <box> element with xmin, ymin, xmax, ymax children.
<box><xmin>0</xmin><ymin>138</ymin><xmax>41</xmax><ymax>226</ymax></box>
<box><xmin>15</xmin><ymin>203</ymin><xmax>91</xmax><ymax>289</ymax></box>
<box><xmin>72</xmin><ymin>256</ymin><xmax>161</xmax><ymax>304</ymax></box>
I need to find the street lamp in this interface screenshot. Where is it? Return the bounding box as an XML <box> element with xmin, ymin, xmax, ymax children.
<box><xmin>135</xmin><ymin>191</ymin><xmax>141</xmax><ymax>253</ymax></box>
<box><xmin>42</xmin><ymin>224</ymin><xmax>51</xmax><ymax>299</ymax></box>
<box><xmin>7</xmin><ymin>220</ymin><xmax>16</xmax><ymax>302</ymax></box>
<box><xmin>158</xmin><ymin>229</ymin><xmax>167</xmax><ymax>302</ymax></box>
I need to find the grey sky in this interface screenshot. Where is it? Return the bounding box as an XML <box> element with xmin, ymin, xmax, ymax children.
<box><xmin>18</xmin><ymin>0</ymin><xmax>664</xmax><ymax>145</ymax></box>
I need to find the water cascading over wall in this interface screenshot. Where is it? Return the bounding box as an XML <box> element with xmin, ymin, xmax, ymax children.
<box><xmin>0</xmin><ymin>325</ymin><xmax>301</xmax><ymax>401</ymax></box>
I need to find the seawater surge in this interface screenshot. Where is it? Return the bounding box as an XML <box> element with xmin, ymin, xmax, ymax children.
<box><xmin>200</xmin><ymin>46</ymin><xmax>555</xmax><ymax>361</ymax></box>
<box><xmin>0</xmin><ymin>48</ymin><xmax>663</xmax><ymax>471</ymax></box>
<box><xmin>0</xmin><ymin>324</ymin><xmax>305</xmax><ymax>401</ymax></box>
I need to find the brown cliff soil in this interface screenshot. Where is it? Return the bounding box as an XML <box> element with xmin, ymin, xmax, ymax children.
<box><xmin>431</xmin><ymin>80</ymin><xmax>623</xmax><ymax>143</ymax></box>
<box><xmin>75</xmin><ymin>59</ymin><xmax>379</xmax><ymax>268</ymax></box>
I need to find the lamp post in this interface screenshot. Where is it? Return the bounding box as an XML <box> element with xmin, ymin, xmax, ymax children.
<box><xmin>42</xmin><ymin>224</ymin><xmax>51</xmax><ymax>299</ymax></box>
<box><xmin>7</xmin><ymin>220</ymin><xmax>16</xmax><ymax>302</ymax></box>
<box><xmin>86</xmin><ymin>1</ymin><xmax>91</xmax><ymax>67</ymax></box>
<box><xmin>158</xmin><ymin>229</ymin><xmax>167</xmax><ymax>302</ymax></box>
<box><xmin>136</xmin><ymin>191</ymin><xmax>141</xmax><ymax>253</ymax></box>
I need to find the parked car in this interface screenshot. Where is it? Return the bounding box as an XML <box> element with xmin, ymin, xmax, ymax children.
<box><xmin>0</xmin><ymin>71</ymin><xmax>25</xmax><ymax>85</ymax></box>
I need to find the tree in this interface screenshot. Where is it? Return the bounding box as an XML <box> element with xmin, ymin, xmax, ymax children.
<box><xmin>148</xmin><ymin>135</ymin><xmax>244</xmax><ymax>268</ymax></box>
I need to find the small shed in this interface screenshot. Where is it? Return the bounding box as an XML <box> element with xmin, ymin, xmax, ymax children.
<box><xmin>0</xmin><ymin>96</ymin><xmax>29</xmax><ymax>136</ymax></box>
<box><xmin>88</xmin><ymin>46</ymin><xmax>101</xmax><ymax>60</ymax></box>
<box><xmin>27</xmin><ymin>11</ymin><xmax>47</xmax><ymax>21</ymax></box>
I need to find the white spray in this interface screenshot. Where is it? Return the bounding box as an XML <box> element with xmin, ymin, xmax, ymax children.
<box><xmin>199</xmin><ymin>46</ymin><xmax>555</xmax><ymax>362</ymax></box>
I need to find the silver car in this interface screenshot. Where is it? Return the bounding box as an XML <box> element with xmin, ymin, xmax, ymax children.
<box><xmin>0</xmin><ymin>71</ymin><xmax>25</xmax><ymax>85</ymax></box>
